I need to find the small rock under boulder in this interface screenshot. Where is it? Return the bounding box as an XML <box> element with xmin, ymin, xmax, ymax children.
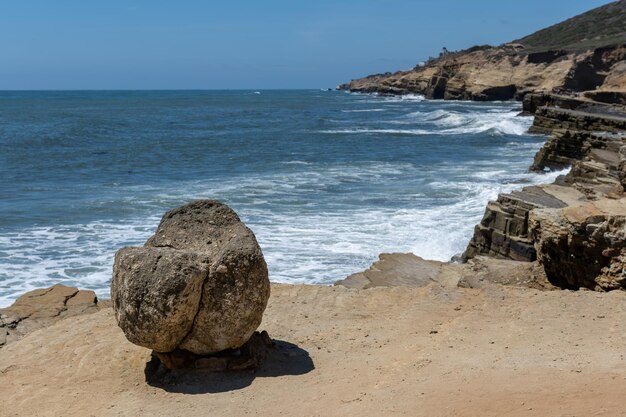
<box><xmin>111</xmin><ymin>200</ymin><xmax>270</xmax><ymax>356</ymax></box>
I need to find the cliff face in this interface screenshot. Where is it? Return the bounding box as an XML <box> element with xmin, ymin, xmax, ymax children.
<box><xmin>339</xmin><ymin>1</ymin><xmax>626</xmax><ymax>101</ymax></box>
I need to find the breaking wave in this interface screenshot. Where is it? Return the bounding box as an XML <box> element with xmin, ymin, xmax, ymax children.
<box><xmin>0</xmin><ymin>90</ymin><xmax>552</xmax><ymax>307</ymax></box>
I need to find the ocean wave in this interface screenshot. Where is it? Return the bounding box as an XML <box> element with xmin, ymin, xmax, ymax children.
<box><xmin>281</xmin><ymin>160</ymin><xmax>312</xmax><ymax>165</ymax></box>
<box><xmin>405</xmin><ymin>108</ymin><xmax>532</xmax><ymax>136</ymax></box>
<box><xmin>342</xmin><ymin>108</ymin><xmax>387</xmax><ymax>113</ymax></box>
<box><xmin>385</xmin><ymin>94</ymin><xmax>426</xmax><ymax>102</ymax></box>
<box><xmin>320</xmin><ymin>128</ymin><xmax>431</xmax><ymax>135</ymax></box>
<box><xmin>0</xmin><ymin>220</ymin><xmax>157</xmax><ymax>306</ymax></box>
<box><xmin>0</xmin><ymin>93</ymin><xmax>552</xmax><ymax>307</ymax></box>
<box><xmin>348</xmin><ymin>92</ymin><xmax>426</xmax><ymax>103</ymax></box>
<box><xmin>320</xmin><ymin>114</ymin><xmax>531</xmax><ymax>136</ymax></box>
<box><xmin>0</xmin><ymin>160</ymin><xmax>566</xmax><ymax>307</ymax></box>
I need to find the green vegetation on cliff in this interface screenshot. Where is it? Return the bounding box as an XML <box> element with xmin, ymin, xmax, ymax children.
<box><xmin>517</xmin><ymin>0</ymin><xmax>626</xmax><ymax>52</ymax></box>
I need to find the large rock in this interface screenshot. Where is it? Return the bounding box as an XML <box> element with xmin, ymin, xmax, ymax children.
<box><xmin>111</xmin><ymin>200</ymin><xmax>270</xmax><ymax>355</ymax></box>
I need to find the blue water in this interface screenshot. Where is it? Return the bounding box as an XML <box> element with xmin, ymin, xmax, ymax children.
<box><xmin>0</xmin><ymin>90</ymin><xmax>558</xmax><ymax>306</ymax></box>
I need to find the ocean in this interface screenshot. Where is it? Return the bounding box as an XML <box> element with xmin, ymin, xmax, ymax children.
<box><xmin>0</xmin><ymin>90</ymin><xmax>561</xmax><ymax>306</ymax></box>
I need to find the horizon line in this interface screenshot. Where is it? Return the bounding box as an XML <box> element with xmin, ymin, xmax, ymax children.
<box><xmin>0</xmin><ymin>88</ymin><xmax>340</xmax><ymax>92</ymax></box>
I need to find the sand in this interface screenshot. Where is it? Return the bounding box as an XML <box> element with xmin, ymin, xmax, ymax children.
<box><xmin>1</xmin><ymin>283</ymin><xmax>626</xmax><ymax>417</ymax></box>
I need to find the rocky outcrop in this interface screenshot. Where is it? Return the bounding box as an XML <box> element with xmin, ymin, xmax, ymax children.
<box><xmin>462</xmin><ymin>186</ymin><xmax>574</xmax><ymax>262</ymax></box>
<box><xmin>522</xmin><ymin>92</ymin><xmax>626</xmax><ymax>116</ymax></box>
<box><xmin>339</xmin><ymin>0</ymin><xmax>626</xmax><ymax>102</ymax></box>
<box><xmin>0</xmin><ymin>284</ymin><xmax>100</xmax><ymax>347</ymax></box>
<box><xmin>562</xmin><ymin>46</ymin><xmax>626</xmax><ymax>92</ymax></box>
<box><xmin>338</xmin><ymin>44</ymin><xmax>573</xmax><ymax>100</ymax></box>
<box><xmin>530</xmin><ymin>130</ymin><xmax>626</xmax><ymax>173</ymax></box>
<box><xmin>529</xmin><ymin>106</ymin><xmax>626</xmax><ymax>135</ymax></box>
<box><xmin>584</xmin><ymin>90</ymin><xmax>626</xmax><ymax>105</ymax></box>
<box><xmin>335</xmin><ymin>253</ymin><xmax>552</xmax><ymax>290</ymax></box>
<box><xmin>111</xmin><ymin>200</ymin><xmax>270</xmax><ymax>355</ymax></box>
<box><xmin>529</xmin><ymin>200</ymin><xmax>626</xmax><ymax>290</ymax></box>
<box><xmin>339</xmin><ymin>44</ymin><xmax>626</xmax><ymax>101</ymax></box>
<box><xmin>465</xmin><ymin>93</ymin><xmax>626</xmax><ymax>291</ymax></box>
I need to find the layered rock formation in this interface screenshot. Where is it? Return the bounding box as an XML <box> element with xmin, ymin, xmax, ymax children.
<box><xmin>337</xmin><ymin>1</ymin><xmax>626</xmax><ymax>291</ymax></box>
<box><xmin>339</xmin><ymin>44</ymin><xmax>626</xmax><ymax>101</ymax></box>
<box><xmin>529</xmin><ymin>200</ymin><xmax>626</xmax><ymax>291</ymax></box>
<box><xmin>338</xmin><ymin>45</ymin><xmax>576</xmax><ymax>100</ymax></box>
<box><xmin>111</xmin><ymin>200</ymin><xmax>270</xmax><ymax>355</ymax></box>
<box><xmin>464</xmin><ymin>94</ymin><xmax>626</xmax><ymax>291</ymax></box>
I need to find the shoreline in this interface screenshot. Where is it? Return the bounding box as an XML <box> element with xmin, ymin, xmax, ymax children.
<box><xmin>341</xmin><ymin>91</ymin><xmax>625</xmax><ymax>292</ymax></box>
<box><xmin>0</xmin><ymin>94</ymin><xmax>545</xmax><ymax>308</ymax></box>
<box><xmin>1</xmin><ymin>93</ymin><xmax>625</xmax><ymax>417</ymax></box>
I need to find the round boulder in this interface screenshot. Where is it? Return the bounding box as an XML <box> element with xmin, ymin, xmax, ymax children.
<box><xmin>111</xmin><ymin>200</ymin><xmax>270</xmax><ymax>355</ymax></box>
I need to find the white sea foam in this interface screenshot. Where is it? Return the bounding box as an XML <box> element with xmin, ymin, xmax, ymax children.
<box><xmin>321</xmin><ymin>115</ymin><xmax>530</xmax><ymax>136</ymax></box>
<box><xmin>411</xmin><ymin>108</ymin><xmax>532</xmax><ymax>136</ymax></box>
<box><xmin>0</xmin><ymin>159</ymin><xmax>567</xmax><ymax>307</ymax></box>
<box><xmin>350</xmin><ymin>92</ymin><xmax>426</xmax><ymax>103</ymax></box>
<box><xmin>0</xmin><ymin>220</ymin><xmax>158</xmax><ymax>306</ymax></box>
<box><xmin>391</xmin><ymin>94</ymin><xmax>426</xmax><ymax>102</ymax></box>
<box><xmin>321</xmin><ymin>128</ymin><xmax>432</xmax><ymax>135</ymax></box>
<box><xmin>342</xmin><ymin>109</ymin><xmax>387</xmax><ymax>113</ymax></box>
<box><xmin>0</xmin><ymin>96</ymin><xmax>556</xmax><ymax>308</ymax></box>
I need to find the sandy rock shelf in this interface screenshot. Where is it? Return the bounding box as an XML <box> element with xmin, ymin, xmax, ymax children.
<box><xmin>1</xmin><ymin>283</ymin><xmax>626</xmax><ymax>417</ymax></box>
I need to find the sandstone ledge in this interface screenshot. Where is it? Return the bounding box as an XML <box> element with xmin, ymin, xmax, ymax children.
<box><xmin>336</xmin><ymin>253</ymin><xmax>552</xmax><ymax>291</ymax></box>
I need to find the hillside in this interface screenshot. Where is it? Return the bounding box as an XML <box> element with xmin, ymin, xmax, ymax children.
<box><xmin>517</xmin><ymin>0</ymin><xmax>626</xmax><ymax>52</ymax></box>
<box><xmin>339</xmin><ymin>1</ymin><xmax>626</xmax><ymax>100</ymax></box>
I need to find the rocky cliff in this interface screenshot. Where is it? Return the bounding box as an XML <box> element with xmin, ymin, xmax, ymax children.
<box><xmin>463</xmin><ymin>94</ymin><xmax>626</xmax><ymax>291</ymax></box>
<box><xmin>339</xmin><ymin>44</ymin><xmax>626</xmax><ymax>101</ymax></box>
<box><xmin>338</xmin><ymin>1</ymin><xmax>626</xmax><ymax>101</ymax></box>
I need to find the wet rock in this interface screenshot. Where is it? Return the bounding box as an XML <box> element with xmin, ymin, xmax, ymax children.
<box><xmin>111</xmin><ymin>200</ymin><xmax>270</xmax><ymax>355</ymax></box>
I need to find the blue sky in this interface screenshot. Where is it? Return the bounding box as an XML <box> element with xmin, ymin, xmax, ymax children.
<box><xmin>0</xmin><ymin>0</ymin><xmax>612</xmax><ymax>89</ymax></box>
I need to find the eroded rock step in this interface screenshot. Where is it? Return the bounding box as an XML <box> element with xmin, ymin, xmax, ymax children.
<box><xmin>464</xmin><ymin>94</ymin><xmax>626</xmax><ymax>291</ymax></box>
<box><xmin>463</xmin><ymin>185</ymin><xmax>574</xmax><ymax>262</ymax></box>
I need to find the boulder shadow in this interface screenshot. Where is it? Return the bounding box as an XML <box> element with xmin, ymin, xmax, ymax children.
<box><xmin>144</xmin><ymin>339</ymin><xmax>314</xmax><ymax>394</ymax></box>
